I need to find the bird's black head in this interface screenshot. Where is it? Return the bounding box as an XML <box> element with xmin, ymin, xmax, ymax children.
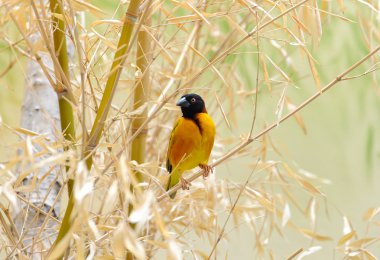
<box><xmin>176</xmin><ymin>93</ymin><xmax>206</xmax><ymax>118</ymax></box>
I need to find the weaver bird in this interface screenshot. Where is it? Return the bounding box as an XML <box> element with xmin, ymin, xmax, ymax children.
<box><xmin>166</xmin><ymin>94</ymin><xmax>216</xmax><ymax>198</ymax></box>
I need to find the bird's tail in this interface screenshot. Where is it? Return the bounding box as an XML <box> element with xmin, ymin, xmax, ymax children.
<box><xmin>166</xmin><ymin>170</ymin><xmax>180</xmax><ymax>199</ymax></box>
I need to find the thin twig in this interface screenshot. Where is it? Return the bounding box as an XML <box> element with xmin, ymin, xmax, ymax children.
<box><xmin>286</xmin><ymin>248</ymin><xmax>304</xmax><ymax>260</ymax></box>
<box><xmin>249</xmin><ymin>7</ymin><xmax>260</xmax><ymax>138</ymax></box>
<box><xmin>341</xmin><ymin>65</ymin><xmax>380</xmax><ymax>81</ymax></box>
<box><xmin>208</xmin><ymin>164</ymin><xmax>258</xmax><ymax>259</ymax></box>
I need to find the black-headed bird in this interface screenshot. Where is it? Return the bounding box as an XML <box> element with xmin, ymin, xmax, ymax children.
<box><xmin>166</xmin><ymin>94</ymin><xmax>216</xmax><ymax>198</ymax></box>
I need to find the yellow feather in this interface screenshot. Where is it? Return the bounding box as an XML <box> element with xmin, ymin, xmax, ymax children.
<box><xmin>166</xmin><ymin>112</ymin><xmax>215</xmax><ymax>198</ymax></box>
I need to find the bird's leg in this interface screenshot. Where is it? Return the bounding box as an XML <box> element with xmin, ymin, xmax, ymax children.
<box><xmin>199</xmin><ymin>164</ymin><xmax>213</xmax><ymax>179</ymax></box>
<box><xmin>180</xmin><ymin>177</ymin><xmax>191</xmax><ymax>190</ymax></box>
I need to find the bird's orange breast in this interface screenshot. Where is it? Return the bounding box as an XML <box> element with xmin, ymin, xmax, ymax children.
<box><xmin>167</xmin><ymin>113</ymin><xmax>215</xmax><ymax>172</ymax></box>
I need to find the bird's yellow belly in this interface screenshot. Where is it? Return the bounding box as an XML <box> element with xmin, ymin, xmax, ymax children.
<box><xmin>167</xmin><ymin>113</ymin><xmax>215</xmax><ymax>174</ymax></box>
<box><xmin>176</xmin><ymin>147</ymin><xmax>204</xmax><ymax>172</ymax></box>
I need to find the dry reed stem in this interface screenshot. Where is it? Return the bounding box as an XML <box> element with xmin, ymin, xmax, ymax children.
<box><xmin>131</xmin><ymin>10</ymin><xmax>152</xmax><ymax>168</ymax></box>
<box><xmin>286</xmin><ymin>248</ymin><xmax>304</xmax><ymax>260</ymax></box>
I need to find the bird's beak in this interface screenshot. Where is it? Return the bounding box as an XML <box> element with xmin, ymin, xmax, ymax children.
<box><xmin>176</xmin><ymin>97</ymin><xmax>190</xmax><ymax>108</ymax></box>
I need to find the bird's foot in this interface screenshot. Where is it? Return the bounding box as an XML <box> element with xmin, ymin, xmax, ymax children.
<box><xmin>180</xmin><ymin>177</ymin><xmax>191</xmax><ymax>190</ymax></box>
<box><xmin>199</xmin><ymin>164</ymin><xmax>213</xmax><ymax>179</ymax></box>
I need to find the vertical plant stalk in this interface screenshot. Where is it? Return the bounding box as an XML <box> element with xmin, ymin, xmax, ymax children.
<box><xmin>131</xmin><ymin>16</ymin><xmax>151</xmax><ymax>180</ymax></box>
<box><xmin>85</xmin><ymin>0</ymin><xmax>142</xmax><ymax>169</ymax></box>
<box><xmin>51</xmin><ymin>0</ymin><xmax>143</xmax><ymax>254</ymax></box>
<box><xmin>50</xmin><ymin>0</ymin><xmax>76</xmax><ymax>143</ymax></box>
<box><xmin>45</xmin><ymin>0</ymin><xmax>76</xmax><ymax>256</ymax></box>
<box><xmin>126</xmin><ymin>12</ymin><xmax>151</xmax><ymax>260</ymax></box>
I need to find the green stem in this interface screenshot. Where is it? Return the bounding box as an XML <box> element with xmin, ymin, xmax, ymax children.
<box><xmin>50</xmin><ymin>0</ymin><xmax>76</xmax><ymax>142</ymax></box>
<box><xmin>85</xmin><ymin>0</ymin><xmax>142</xmax><ymax>170</ymax></box>
<box><xmin>48</xmin><ymin>0</ymin><xmax>76</xmax><ymax>256</ymax></box>
<box><xmin>55</xmin><ymin>179</ymin><xmax>75</xmax><ymax>242</ymax></box>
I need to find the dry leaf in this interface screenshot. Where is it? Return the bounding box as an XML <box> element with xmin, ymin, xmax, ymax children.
<box><xmin>363</xmin><ymin>207</ymin><xmax>380</xmax><ymax>222</ymax></box>
<box><xmin>348</xmin><ymin>238</ymin><xmax>376</xmax><ymax>250</ymax></box>
<box><xmin>337</xmin><ymin>230</ymin><xmax>356</xmax><ymax>246</ymax></box>
<box><xmin>299</xmin><ymin>228</ymin><xmax>332</xmax><ymax>241</ymax></box>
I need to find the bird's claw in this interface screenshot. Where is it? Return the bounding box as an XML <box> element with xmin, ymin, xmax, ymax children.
<box><xmin>180</xmin><ymin>177</ymin><xmax>191</xmax><ymax>190</ymax></box>
<box><xmin>199</xmin><ymin>164</ymin><xmax>213</xmax><ymax>179</ymax></box>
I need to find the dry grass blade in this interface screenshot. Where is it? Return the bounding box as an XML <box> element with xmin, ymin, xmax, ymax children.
<box><xmin>299</xmin><ymin>228</ymin><xmax>332</xmax><ymax>241</ymax></box>
<box><xmin>337</xmin><ymin>231</ymin><xmax>357</xmax><ymax>246</ymax></box>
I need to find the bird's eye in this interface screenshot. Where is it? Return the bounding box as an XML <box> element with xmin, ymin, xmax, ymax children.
<box><xmin>190</xmin><ymin>98</ymin><xmax>196</xmax><ymax>103</ymax></box>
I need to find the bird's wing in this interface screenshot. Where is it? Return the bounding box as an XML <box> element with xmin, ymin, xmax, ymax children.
<box><xmin>195</xmin><ymin>113</ymin><xmax>216</xmax><ymax>164</ymax></box>
<box><xmin>166</xmin><ymin>117</ymin><xmax>201</xmax><ymax>173</ymax></box>
<box><xmin>166</xmin><ymin>119</ymin><xmax>179</xmax><ymax>173</ymax></box>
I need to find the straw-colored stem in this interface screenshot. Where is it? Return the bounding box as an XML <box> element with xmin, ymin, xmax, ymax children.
<box><xmin>131</xmin><ymin>17</ymin><xmax>151</xmax><ymax>180</ymax></box>
<box><xmin>126</xmin><ymin>12</ymin><xmax>151</xmax><ymax>260</ymax></box>
<box><xmin>85</xmin><ymin>0</ymin><xmax>142</xmax><ymax>170</ymax></box>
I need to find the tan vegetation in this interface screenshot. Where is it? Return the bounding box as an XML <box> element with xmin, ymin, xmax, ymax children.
<box><xmin>1</xmin><ymin>0</ymin><xmax>380</xmax><ymax>259</ymax></box>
